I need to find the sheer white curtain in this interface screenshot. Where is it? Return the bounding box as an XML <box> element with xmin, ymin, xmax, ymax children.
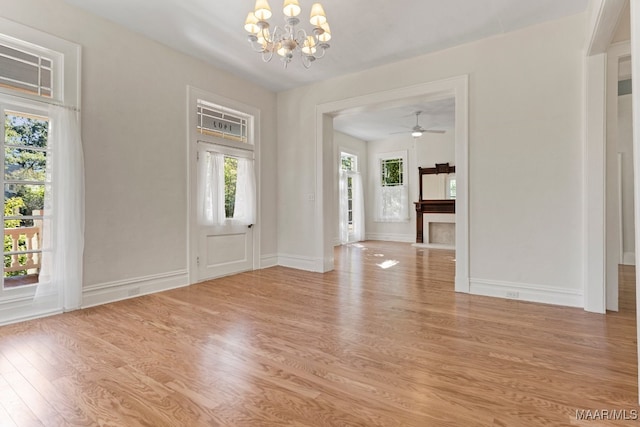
<box><xmin>233</xmin><ymin>158</ymin><xmax>256</xmax><ymax>226</ymax></box>
<box><xmin>338</xmin><ymin>170</ymin><xmax>349</xmax><ymax>244</ymax></box>
<box><xmin>200</xmin><ymin>152</ymin><xmax>225</xmax><ymax>226</ymax></box>
<box><xmin>35</xmin><ymin>105</ymin><xmax>85</xmax><ymax>311</ymax></box>
<box><xmin>377</xmin><ymin>185</ymin><xmax>408</xmax><ymax>222</ymax></box>
<box><xmin>351</xmin><ymin>173</ymin><xmax>365</xmax><ymax>241</ymax></box>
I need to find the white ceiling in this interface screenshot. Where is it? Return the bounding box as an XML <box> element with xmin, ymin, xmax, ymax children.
<box><xmin>333</xmin><ymin>98</ymin><xmax>456</xmax><ymax>142</ymax></box>
<box><xmin>60</xmin><ymin>0</ymin><xmax>589</xmax><ymax>140</ymax></box>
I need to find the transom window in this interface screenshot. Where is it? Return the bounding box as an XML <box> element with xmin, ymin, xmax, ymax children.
<box><xmin>341</xmin><ymin>152</ymin><xmax>356</xmax><ymax>172</ymax></box>
<box><xmin>0</xmin><ymin>41</ymin><xmax>53</xmax><ymax>99</ymax></box>
<box><xmin>197</xmin><ymin>101</ymin><xmax>248</xmax><ymax>143</ymax></box>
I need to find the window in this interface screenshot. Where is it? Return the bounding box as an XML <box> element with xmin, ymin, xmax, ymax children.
<box><xmin>381</xmin><ymin>157</ymin><xmax>403</xmax><ymax>187</ymax></box>
<box><xmin>0</xmin><ymin>17</ymin><xmax>83</xmax><ymax>315</ymax></box>
<box><xmin>224</xmin><ymin>156</ymin><xmax>238</xmax><ymax>218</ymax></box>
<box><xmin>447</xmin><ymin>176</ymin><xmax>456</xmax><ymax>199</ymax></box>
<box><xmin>197</xmin><ymin>101</ymin><xmax>248</xmax><ymax>143</ymax></box>
<box><xmin>339</xmin><ymin>151</ymin><xmax>364</xmax><ymax>243</ymax></box>
<box><xmin>341</xmin><ymin>152</ymin><xmax>356</xmax><ymax>232</ymax></box>
<box><xmin>3</xmin><ymin>110</ymin><xmax>48</xmax><ymax>287</ymax></box>
<box><xmin>376</xmin><ymin>151</ymin><xmax>408</xmax><ymax>222</ymax></box>
<box><xmin>341</xmin><ymin>152</ymin><xmax>356</xmax><ymax>172</ymax></box>
<box><xmin>0</xmin><ymin>42</ymin><xmax>53</xmax><ymax>98</ymax></box>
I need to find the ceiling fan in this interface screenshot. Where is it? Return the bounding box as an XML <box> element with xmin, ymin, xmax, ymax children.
<box><xmin>393</xmin><ymin>111</ymin><xmax>445</xmax><ymax>137</ymax></box>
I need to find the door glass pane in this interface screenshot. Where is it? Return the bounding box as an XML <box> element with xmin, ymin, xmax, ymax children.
<box><xmin>224</xmin><ymin>156</ymin><xmax>238</xmax><ymax>218</ymax></box>
<box><xmin>3</xmin><ymin>111</ymin><xmax>48</xmax><ymax>289</ymax></box>
<box><xmin>5</xmin><ymin>147</ymin><xmax>47</xmax><ymax>181</ymax></box>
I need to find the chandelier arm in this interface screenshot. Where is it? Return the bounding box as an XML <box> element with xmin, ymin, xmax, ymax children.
<box><xmin>248</xmin><ymin>38</ymin><xmax>267</xmax><ymax>53</ymax></box>
<box><xmin>295</xmin><ymin>27</ymin><xmax>308</xmax><ymax>44</ymax></box>
<box><xmin>314</xmin><ymin>44</ymin><xmax>328</xmax><ymax>59</ymax></box>
<box><xmin>300</xmin><ymin>52</ymin><xmax>312</xmax><ymax>69</ymax></box>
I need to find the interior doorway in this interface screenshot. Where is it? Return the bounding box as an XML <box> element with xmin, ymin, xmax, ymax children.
<box><xmin>316</xmin><ymin>76</ymin><xmax>470</xmax><ymax>293</ymax></box>
<box><xmin>338</xmin><ymin>151</ymin><xmax>364</xmax><ymax>244</ymax></box>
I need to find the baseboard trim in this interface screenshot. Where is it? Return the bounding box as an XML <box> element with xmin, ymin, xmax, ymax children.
<box><xmin>366</xmin><ymin>233</ymin><xmax>414</xmax><ymax>243</ymax></box>
<box><xmin>260</xmin><ymin>253</ymin><xmax>278</xmax><ymax>269</ymax></box>
<box><xmin>412</xmin><ymin>242</ymin><xmax>455</xmax><ymax>250</ymax></box>
<box><xmin>0</xmin><ymin>307</ymin><xmax>63</xmax><ymax>327</ymax></box>
<box><xmin>470</xmin><ymin>278</ymin><xmax>584</xmax><ymax>308</ymax></box>
<box><xmin>82</xmin><ymin>270</ymin><xmax>189</xmax><ymax>309</ymax></box>
<box><xmin>623</xmin><ymin>251</ymin><xmax>636</xmax><ymax>265</ymax></box>
<box><xmin>0</xmin><ymin>292</ymin><xmax>62</xmax><ymax>326</ymax></box>
<box><xmin>278</xmin><ymin>254</ymin><xmax>325</xmax><ymax>272</ymax></box>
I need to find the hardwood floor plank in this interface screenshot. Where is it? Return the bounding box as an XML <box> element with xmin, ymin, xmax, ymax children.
<box><xmin>0</xmin><ymin>241</ymin><xmax>636</xmax><ymax>426</ymax></box>
<box><xmin>0</xmin><ymin>375</ymin><xmax>42</xmax><ymax>427</ymax></box>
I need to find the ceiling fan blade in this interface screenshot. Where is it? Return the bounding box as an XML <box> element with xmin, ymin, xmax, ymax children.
<box><xmin>423</xmin><ymin>129</ymin><xmax>446</xmax><ymax>134</ymax></box>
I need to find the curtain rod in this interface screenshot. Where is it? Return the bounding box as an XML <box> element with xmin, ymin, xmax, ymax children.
<box><xmin>3</xmin><ymin>90</ymin><xmax>80</xmax><ymax>112</ymax></box>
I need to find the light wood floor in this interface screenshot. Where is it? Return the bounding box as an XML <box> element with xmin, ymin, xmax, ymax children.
<box><xmin>0</xmin><ymin>241</ymin><xmax>637</xmax><ymax>426</ymax></box>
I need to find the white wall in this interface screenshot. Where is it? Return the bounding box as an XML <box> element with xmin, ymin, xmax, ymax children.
<box><xmin>619</xmin><ymin>93</ymin><xmax>636</xmax><ymax>264</ymax></box>
<box><xmin>0</xmin><ymin>0</ymin><xmax>278</xmax><ymax>300</ymax></box>
<box><xmin>333</xmin><ymin>131</ymin><xmax>367</xmax><ymax>245</ymax></box>
<box><xmin>415</xmin><ymin>132</ymin><xmax>456</xmax><ymax>173</ymax></box>
<box><xmin>278</xmin><ymin>12</ymin><xmax>586</xmax><ymax>306</ymax></box>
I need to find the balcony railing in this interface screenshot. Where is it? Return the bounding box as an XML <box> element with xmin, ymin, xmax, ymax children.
<box><xmin>4</xmin><ymin>226</ymin><xmax>41</xmax><ymax>274</ymax></box>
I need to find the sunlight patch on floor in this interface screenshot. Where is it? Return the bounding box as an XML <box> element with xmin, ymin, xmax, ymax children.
<box><xmin>377</xmin><ymin>260</ymin><xmax>399</xmax><ymax>269</ymax></box>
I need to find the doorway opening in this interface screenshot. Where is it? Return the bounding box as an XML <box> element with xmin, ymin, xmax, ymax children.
<box><xmin>316</xmin><ymin>76</ymin><xmax>470</xmax><ymax>293</ymax></box>
<box><xmin>339</xmin><ymin>151</ymin><xmax>364</xmax><ymax>244</ymax></box>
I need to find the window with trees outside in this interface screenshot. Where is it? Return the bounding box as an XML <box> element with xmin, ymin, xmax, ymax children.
<box><xmin>3</xmin><ymin>111</ymin><xmax>47</xmax><ymax>287</ymax></box>
<box><xmin>0</xmin><ymin>18</ymin><xmax>83</xmax><ymax>316</ymax></box>
<box><xmin>377</xmin><ymin>151</ymin><xmax>408</xmax><ymax>222</ymax></box>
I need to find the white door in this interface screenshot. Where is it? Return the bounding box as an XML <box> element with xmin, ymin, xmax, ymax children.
<box><xmin>339</xmin><ymin>152</ymin><xmax>364</xmax><ymax>243</ymax></box>
<box><xmin>196</xmin><ymin>141</ymin><xmax>255</xmax><ymax>280</ymax></box>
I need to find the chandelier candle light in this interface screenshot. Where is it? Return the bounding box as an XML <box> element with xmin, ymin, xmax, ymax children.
<box><xmin>244</xmin><ymin>0</ymin><xmax>331</xmax><ymax>68</ymax></box>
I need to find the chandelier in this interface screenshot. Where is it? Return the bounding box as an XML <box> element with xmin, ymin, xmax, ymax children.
<box><xmin>244</xmin><ymin>0</ymin><xmax>331</xmax><ymax>68</ymax></box>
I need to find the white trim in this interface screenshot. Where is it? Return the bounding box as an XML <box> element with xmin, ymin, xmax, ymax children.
<box><xmin>623</xmin><ymin>252</ymin><xmax>636</xmax><ymax>265</ymax></box>
<box><xmin>630</xmin><ymin>1</ymin><xmax>640</xmax><ymax>405</ymax></box>
<box><xmin>0</xmin><ymin>292</ymin><xmax>60</xmax><ymax>326</ymax></box>
<box><xmin>0</xmin><ymin>307</ymin><xmax>61</xmax><ymax>327</ymax></box>
<box><xmin>619</xmin><ymin>151</ymin><xmax>624</xmax><ymax>264</ymax></box>
<box><xmin>365</xmin><ymin>233</ymin><xmax>414</xmax><ymax>243</ymax></box>
<box><xmin>187</xmin><ymin>86</ymin><xmax>261</xmax><ymax>285</ymax></box>
<box><xmin>605</xmin><ymin>41</ymin><xmax>631</xmax><ymax>312</ymax></box>
<box><xmin>584</xmin><ymin>52</ymin><xmax>607</xmax><ymax>314</ymax></box>
<box><xmin>586</xmin><ymin>0</ymin><xmax>628</xmax><ymax>55</ymax></box>
<box><xmin>412</xmin><ymin>242</ymin><xmax>455</xmax><ymax>251</ymax></box>
<box><xmin>316</xmin><ymin>75</ymin><xmax>470</xmax><ymax>289</ymax></box>
<box><xmin>82</xmin><ymin>270</ymin><xmax>188</xmax><ymax>309</ymax></box>
<box><xmin>470</xmin><ymin>278</ymin><xmax>584</xmax><ymax>308</ymax></box>
<box><xmin>260</xmin><ymin>253</ymin><xmax>278</xmax><ymax>268</ymax></box>
<box><xmin>277</xmin><ymin>254</ymin><xmax>325</xmax><ymax>272</ymax></box>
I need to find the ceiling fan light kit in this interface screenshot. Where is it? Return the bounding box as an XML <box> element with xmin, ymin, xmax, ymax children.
<box><xmin>244</xmin><ymin>0</ymin><xmax>331</xmax><ymax>69</ymax></box>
